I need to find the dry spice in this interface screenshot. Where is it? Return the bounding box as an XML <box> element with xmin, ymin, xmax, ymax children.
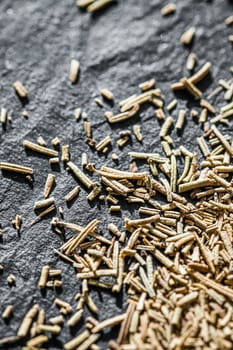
<box><xmin>3</xmin><ymin>18</ymin><xmax>233</xmax><ymax>350</ymax></box>
<box><xmin>13</xmin><ymin>81</ymin><xmax>28</xmax><ymax>98</ymax></box>
<box><xmin>100</xmin><ymin>88</ymin><xmax>114</xmax><ymax>100</ymax></box>
<box><xmin>2</xmin><ymin>305</ymin><xmax>13</xmax><ymax>320</ymax></box>
<box><xmin>139</xmin><ymin>78</ymin><xmax>156</xmax><ymax>91</ymax></box>
<box><xmin>0</xmin><ymin>107</ymin><xmax>7</xmax><ymax>126</ymax></box>
<box><xmin>186</xmin><ymin>52</ymin><xmax>197</xmax><ymax>71</ymax></box>
<box><xmin>23</xmin><ymin>140</ymin><xmax>58</xmax><ymax>157</ymax></box>
<box><xmin>67</xmin><ymin>161</ymin><xmax>94</xmax><ymax>189</ymax></box>
<box><xmin>37</xmin><ymin>136</ymin><xmax>47</xmax><ymax>147</ymax></box>
<box><xmin>0</xmin><ymin>162</ymin><xmax>33</xmax><ymax>175</ymax></box>
<box><xmin>65</xmin><ymin>185</ymin><xmax>80</xmax><ymax>202</ymax></box>
<box><xmin>180</xmin><ymin>26</ymin><xmax>196</xmax><ymax>45</ymax></box>
<box><xmin>181</xmin><ymin>77</ymin><xmax>202</xmax><ymax>99</ymax></box>
<box><xmin>161</xmin><ymin>3</ymin><xmax>176</xmax><ymax>16</ymax></box>
<box><xmin>69</xmin><ymin>59</ymin><xmax>80</xmax><ymax>84</ymax></box>
<box><xmin>44</xmin><ymin>174</ymin><xmax>56</xmax><ymax>198</ymax></box>
<box><xmin>61</xmin><ymin>145</ymin><xmax>70</xmax><ymax>163</ymax></box>
<box><xmin>12</xmin><ymin>214</ymin><xmax>22</xmax><ymax>232</ymax></box>
<box><xmin>175</xmin><ymin>109</ymin><xmax>186</xmax><ymax>130</ymax></box>
<box><xmin>34</xmin><ymin>197</ymin><xmax>55</xmax><ymax>210</ymax></box>
<box><xmin>38</xmin><ymin>265</ymin><xmax>49</xmax><ymax>289</ymax></box>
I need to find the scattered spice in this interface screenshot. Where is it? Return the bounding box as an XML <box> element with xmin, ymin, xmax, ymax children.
<box><xmin>139</xmin><ymin>79</ymin><xmax>156</xmax><ymax>91</ymax></box>
<box><xmin>175</xmin><ymin>109</ymin><xmax>186</xmax><ymax>130</ymax></box>
<box><xmin>0</xmin><ymin>107</ymin><xmax>7</xmax><ymax>127</ymax></box>
<box><xmin>13</xmin><ymin>81</ymin><xmax>28</xmax><ymax>98</ymax></box>
<box><xmin>49</xmin><ymin>157</ymin><xmax>60</xmax><ymax>165</ymax></box>
<box><xmin>180</xmin><ymin>26</ymin><xmax>196</xmax><ymax>45</ymax></box>
<box><xmin>23</xmin><ymin>140</ymin><xmax>58</xmax><ymax>157</ymax></box>
<box><xmin>65</xmin><ymin>185</ymin><xmax>80</xmax><ymax>203</ymax></box>
<box><xmin>100</xmin><ymin>88</ymin><xmax>114</xmax><ymax>101</ymax></box>
<box><xmin>225</xmin><ymin>15</ymin><xmax>233</xmax><ymax>25</ymax></box>
<box><xmin>2</xmin><ymin>305</ymin><xmax>13</xmax><ymax>320</ymax></box>
<box><xmin>61</xmin><ymin>145</ymin><xmax>70</xmax><ymax>163</ymax></box>
<box><xmin>186</xmin><ymin>52</ymin><xmax>197</xmax><ymax>71</ymax></box>
<box><xmin>34</xmin><ymin>197</ymin><xmax>55</xmax><ymax>210</ymax></box>
<box><xmin>37</xmin><ymin>136</ymin><xmax>47</xmax><ymax>147</ymax></box>
<box><xmin>44</xmin><ymin>174</ymin><xmax>56</xmax><ymax>198</ymax></box>
<box><xmin>38</xmin><ymin>265</ymin><xmax>50</xmax><ymax>289</ymax></box>
<box><xmin>69</xmin><ymin>59</ymin><xmax>80</xmax><ymax>84</ymax></box>
<box><xmin>161</xmin><ymin>3</ymin><xmax>176</xmax><ymax>16</ymax></box>
<box><xmin>51</xmin><ymin>137</ymin><xmax>61</xmax><ymax>148</ymax></box>
<box><xmin>0</xmin><ymin>162</ymin><xmax>33</xmax><ymax>175</ymax></box>
<box><xmin>12</xmin><ymin>214</ymin><xmax>22</xmax><ymax>232</ymax></box>
<box><xmin>7</xmin><ymin>274</ymin><xmax>16</xmax><ymax>285</ymax></box>
<box><xmin>87</xmin><ymin>0</ymin><xmax>114</xmax><ymax>12</ymax></box>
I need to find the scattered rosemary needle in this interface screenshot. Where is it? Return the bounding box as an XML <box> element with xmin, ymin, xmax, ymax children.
<box><xmin>76</xmin><ymin>0</ymin><xmax>94</xmax><ymax>8</ymax></box>
<box><xmin>225</xmin><ymin>15</ymin><xmax>233</xmax><ymax>25</ymax></box>
<box><xmin>37</xmin><ymin>136</ymin><xmax>47</xmax><ymax>147</ymax></box>
<box><xmin>100</xmin><ymin>88</ymin><xmax>114</xmax><ymax>100</ymax></box>
<box><xmin>161</xmin><ymin>3</ymin><xmax>176</xmax><ymax>16</ymax></box>
<box><xmin>186</xmin><ymin>52</ymin><xmax>197</xmax><ymax>71</ymax></box>
<box><xmin>0</xmin><ymin>162</ymin><xmax>33</xmax><ymax>175</ymax></box>
<box><xmin>139</xmin><ymin>78</ymin><xmax>156</xmax><ymax>91</ymax></box>
<box><xmin>133</xmin><ymin>125</ymin><xmax>142</xmax><ymax>142</ymax></box>
<box><xmin>0</xmin><ymin>107</ymin><xmax>7</xmax><ymax>126</ymax></box>
<box><xmin>62</xmin><ymin>145</ymin><xmax>70</xmax><ymax>163</ymax></box>
<box><xmin>87</xmin><ymin>0</ymin><xmax>114</xmax><ymax>12</ymax></box>
<box><xmin>2</xmin><ymin>305</ymin><xmax>13</xmax><ymax>320</ymax></box>
<box><xmin>23</xmin><ymin>140</ymin><xmax>58</xmax><ymax>157</ymax></box>
<box><xmin>69</xmin><ymin>59</ymin><xmax>80</xmax><ymax>84</ymax></box>
<box><xmin>44</xmin><ymin>174</ymin><xmax>56</xmax><ymax>198</ymax></box>
<box><xmin>13</xmin><ymin>81</ymin><xmax>28</xmax><ymax>98</ymax></box>
<box><xmin>65</xmin><ymin>185</ymin><xmax>80</xmax><ymax>202</ymax></box>
<box><xmin>74</xmin><ymin>108</ymin><xmax>82</xmax><ymax>121</ymax></box>
<box><xmin>180</xmin><ymin>26</ymin><xmax>196</xmax><ymax>45</ymax></box>
<box><xmin>34</xmin><ymin>197</ymin><xmax>55</xmax><ymax>210</ymax></box>
<box><xmin>51</xmin><ymin>137</ymin><xmax>61</xmax><ymax>148</ymax></box>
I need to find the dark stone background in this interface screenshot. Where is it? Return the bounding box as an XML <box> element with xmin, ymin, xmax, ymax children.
<box><xmin>0</xmin><ymin>0</ymin><xmax>233</xmax><ymax>348</ymax></box>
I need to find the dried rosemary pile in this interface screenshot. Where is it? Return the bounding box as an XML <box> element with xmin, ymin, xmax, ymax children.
<box><xmin>2</xmin><ymin>5</ymin><xmax>233</xmax><ymax>350</ymax></box>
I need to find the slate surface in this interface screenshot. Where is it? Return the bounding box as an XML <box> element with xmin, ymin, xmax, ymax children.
<box><xmin>0</xmin><ymin>0</ymin><xmax>233</xmax><ymax>348</ymax></box>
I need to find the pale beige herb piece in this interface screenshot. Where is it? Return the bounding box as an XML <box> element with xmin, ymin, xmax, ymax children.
<box><xmin>2</xmin><ymin>305</ymin><xmax>13</xmax><ymax>320</ymax></box>
<box><xmin>167</xmin><ymin>99</ymin><xmax>177</xmax><ymax>111</ymax></box>
<box><xmin>76</xmin><ymin>0</ymin><xmax>94</xmax><ymax>8</ymax></box>
<box><xmin>37</xmin><ymin>136</ymin><xmax>47</xmax><ymax>147</ymax></box>
<box><xmin>181</xmin><ymin>77</ymin><xmax>202</xmax><ymax>99</ymax></box>
<box><xmin>65</xmin><ymin>185</ymin><xmax>80</xmax><ymax>202</ymax></box>
<box><xmin>67</xmin><ymin>161</ymin><xmax>94</xmax><ymax>189</ymax></box>
<box><xmin>62</xmin><ymin>145</ymin><xmax>70</xmax><ymax>163</ymax></box>
<box><xmin>159</xmin><ymin>117</ymin><xmax>174</xmax><ymax>138</ymax></box>
<box><xmin>139</xmin><ymin>78</ymin><xmax>156</xmax><ymax>91</ymax></box>
<box><xmin>100</xmin><ymin>88</ymin><xmax>114</xmax><ymax>100</ymax></box>
<box><xmin>44</xmin><ymin>174</ymin><xmax>56</xmax><ymax>198</ymax></box>
<box><xmin>0</xmin><ymin>107</ymin><xmax>7</xmax><ymax>126</ymax></box>
<box><xmin>175</xmin><ymin>109</ymin><xmax>186</xmax><ymax>130</ymax></box>
<box><xmin>161</xmin><ymin>3</ymin><xmax>176</xmax><ymax>16</ymax></box>
<box><xmin>13</xmin><ymin>81</ymin><xmax>28</xmax><ymax>98</ymax></box>
<box><xmin>69</xmin><ymin>59</ymin><xmax>80</xmax><ymax>84</ymax></box>
<box><xmin>0</xmin><ymin>162</ymin><xmax>33</xmax><ymax>175</ymax></box>
<box><xmin>87</xmin><ymin>0</ymin><xmax>113</xmax><ymax>12</ymax></box>
<box><xmin>180</xmin><ymin>26</ymin><xmax>196</xmax><ymax>45</ymax></box>
<box><xmin>186</xmin><ymin>52</ymin><xmax>197</xmax><ymax>71</ymax></box>
<box><xmin>23</xmin><ymin>140</ymin><xmax>58</xmax><ymax>157</ymax></box>
<box><xmin>34</xmin><ymin>197</ymin><xmax>55</xmax><ymax>210</ymax></box>
<box><xmin>225</xmin><ymin>15</ymin><xmax>233</xmax><ymax>25</ymax></box>
<box><xmin>38</xmin><ymin>265</ymin><xmax>49</xmax><ymax>289</ymax></box>
<box><xmin>37</xmin><ymin>324</ymin><xmax>61</xmax><ymax>335</ymax></box>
